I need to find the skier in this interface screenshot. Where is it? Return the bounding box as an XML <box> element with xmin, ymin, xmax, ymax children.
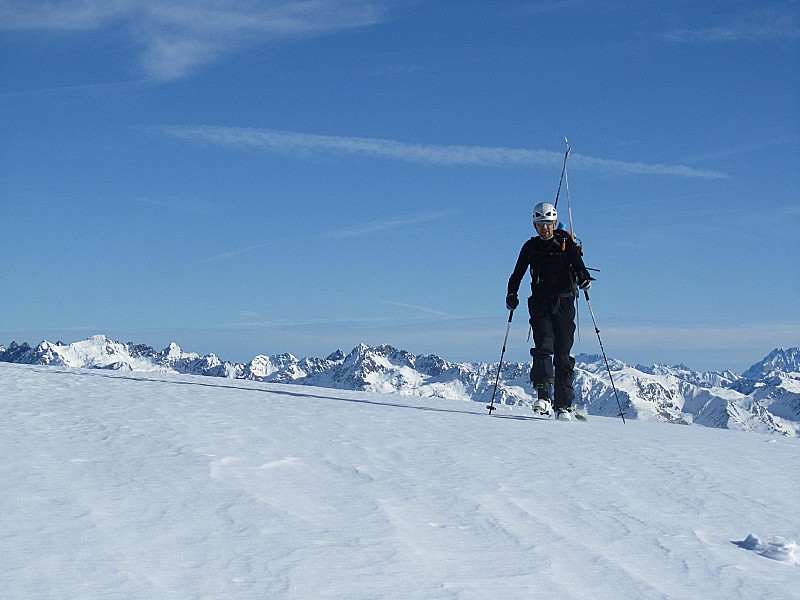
<box><xmin>505</xmin><ymin>202</ymin><xmax>593</xmax><ymax>421</ymax></box>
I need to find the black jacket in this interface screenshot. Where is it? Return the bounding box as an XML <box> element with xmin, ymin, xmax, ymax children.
<box><xmin>508</xmin><ymin>230</ymin><xmax>591</xmax><ymax>298</ymax></box>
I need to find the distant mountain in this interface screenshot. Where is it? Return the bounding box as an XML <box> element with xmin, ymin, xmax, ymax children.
<box><xmin>0</xmin><ymin>335</ymin><xmax>239</xmax><ymax>378</ymax></box>
<box><xmin>742</xmin><ymin>347</ymin><xmax>800</xmax><ymax>381</ymax></box>
<box><xmin>2</xmin><ymin>335</ymin><xmax>798</xmax><ymax>437</ymax></box>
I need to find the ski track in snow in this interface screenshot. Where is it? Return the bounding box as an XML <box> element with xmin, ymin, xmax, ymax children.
<box><xmin>1</xmin><ymin>363</ymin><xmax>799</xmax><ymax>599</ymax></box>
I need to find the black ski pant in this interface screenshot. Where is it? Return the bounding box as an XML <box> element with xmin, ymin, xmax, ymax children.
<box><xmin>528</xmin><ymin>293</ymin><xmax>576</xmax><ymax>410</ymax></box>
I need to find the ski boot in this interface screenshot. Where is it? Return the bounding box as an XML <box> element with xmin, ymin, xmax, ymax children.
<box><xmin>556</xmin><ymin>407</ymin><xmax>572</xmax><ymax>421</ymax></box>
<box><xmin>532</xmin><ymin>398</ymin><xmax>553</xmax><ymax>416</ymax></box>
<box><xmin>532</xmin><ymin>380</ymin><xmax>554</xmax><ymax>416</ymax></box>
<box><xmin>556</xmin><ymin>406</ymin><xmax>589</xmax><ymax>422</ymax></box>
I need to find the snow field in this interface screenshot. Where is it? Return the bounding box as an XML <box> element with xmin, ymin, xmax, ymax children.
<box><xmin>1</xmin><ymin>363</ymin><xmax>798</xmax><ymax>599</ymax></box>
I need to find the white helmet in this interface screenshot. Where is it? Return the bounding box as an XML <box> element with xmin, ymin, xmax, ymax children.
<box><xmin>533</xmin><ymin>202</ymin><xmax>558</xmax><ymax>224</ymax></box>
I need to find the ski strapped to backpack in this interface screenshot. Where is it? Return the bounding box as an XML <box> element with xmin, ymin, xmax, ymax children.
<box><xmin>556</xmin><ymin>138</ymin><xmax>626</xmax><ymax>424</ymax></box>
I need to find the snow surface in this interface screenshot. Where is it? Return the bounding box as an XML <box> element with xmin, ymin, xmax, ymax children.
<box><xmin>2</xmin><ymin>363</ymin><xmax>798</xmax><ymax>599</ymax></box>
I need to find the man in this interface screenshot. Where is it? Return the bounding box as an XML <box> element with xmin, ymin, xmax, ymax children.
<box><xmin>506</xmin><ymin>202</ymin><xmax>592</xmax><ymax>421</ymax></box>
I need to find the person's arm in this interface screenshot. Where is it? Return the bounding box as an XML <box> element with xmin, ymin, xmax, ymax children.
<box><xmin>507</xmin><ymin>241</ymin><xmax>530</xmax><ymax>301</ymax></box>
<box><xmin>569</xmin><ymin>241</ymin><xmax>592</xmax><ymax>289</ymax></box>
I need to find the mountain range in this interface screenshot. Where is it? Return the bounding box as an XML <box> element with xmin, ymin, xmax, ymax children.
<box><xmin>2</xmin><ymin>335</ymin><xmax>798</xmax><ymax>436</ymax></box>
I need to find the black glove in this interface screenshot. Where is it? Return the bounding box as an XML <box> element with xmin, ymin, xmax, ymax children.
<box><xmin>578</xmin><ymin>275</ymin><xmax>593</xmax><ymax>290</ymax></box>
<box><xmin>506</xmin><ymin>293</ymin><xmax>519</xmax><ymax>310</ymax></box>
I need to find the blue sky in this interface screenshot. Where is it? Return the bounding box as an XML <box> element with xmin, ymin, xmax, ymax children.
<box><xmin>1</xmin><ymin>0</ymin><xmax>798</xmax><ymax>372</ymax></box>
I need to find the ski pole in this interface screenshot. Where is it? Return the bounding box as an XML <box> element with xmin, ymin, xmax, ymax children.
<box><xmin>486</xmin><ymin>309</ymin><xmax>514</xmax><ymax>414</ymax></box>
<box><xmin>583</xmin><ymin>290</ymin><xmax>627</xmax><ymax>423</ymax></box>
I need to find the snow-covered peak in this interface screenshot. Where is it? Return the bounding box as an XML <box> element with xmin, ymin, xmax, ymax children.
<box><xmin>742</xmin><ymin>347</ymin><xmax>800</xmax><ymax>380</ymax></box>
<box><xmin>326</xmin><ymin>349</ymin><xmax>345</xmax><ymax>362</ymax></box>
<box><xmin>1</xmin><ymin>336</ymin><xmax>798</xmax><ymax>436</ymax></box>
<box><xmin>161</xmin><ymin>342</ymin><xmax>184</xmax><ymax>360</ymax></box>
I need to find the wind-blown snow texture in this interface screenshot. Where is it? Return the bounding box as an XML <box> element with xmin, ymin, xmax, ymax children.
<box><xmin>2</xmin><ymin>336</ymin><xmax>799</xmax><ymax>436</ymax></box>
<box><xmin>1</xmin><ymin>363</ymin><xmax>798</xmax><ymax>599</ymax></box>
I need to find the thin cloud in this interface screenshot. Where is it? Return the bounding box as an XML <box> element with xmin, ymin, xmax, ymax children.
<box><xmin>509</xmin><ymin>0</ymin><xmax>591</xmax><ymax>17</ymax></box>
<box><xmin>324</xmin><ymin>212</ymin><xmax>454</xmax><ymax>239</ymax></box>
<box><xmin>137</xmin><ymin>195</ymin><xmax>216</xmax><ymax>214</ymax></box>
<box><xmin>568</xmin><ymin>154</ymin><xmax>726</xmax><ymax>178</ymax></box>
<box><xmin>784</xmin><ymin>205</ymin><xmax>800</xmax><ymax>216</ymax></box>
<box><xmin>0</xmin><ymin>79</ymin><xmax>151</xmax><ymax>102</ymax></box>
<box><xmin>239</xmin><ymin>311</ymin><xmax>262</xmax><ymax>319</ymax></box>
<box><xmin>662</xmin><ymin>6</ymin><xmax>800</xmax><ymax>43</ymax></box>
<box><xmin>164</xmin><ymin>125</ymin><xmax>561</xmax><ymax>167</ymax></box>
<box><xmin>200</xmin><ymin>212</ymin><xmax>451</xmax><ymax>265</ymax></box>
<box><xmin>214</xmin><ymin>316</ymin><xmax>386</xmax><ymax>330</ymax></box>
<box><xmin>202</xmin><ymin>243</ymin><xmax>272</xmax><ymax>264</ymax></box>
<box><xmin>382</xmin><ymin>301</ymin><xmax>454</xmax><ymax>318</ymax></box>
<box><xmin>0</xmin><ymin>0</ymin><xmax>388</xmax><ymax>81</ymax></box>
<box><xmin>599</xmin><ymin>321</ymin><xmax>800</xmax><ymax>353</ymax></box>
<box><xmin>0</xmin><ymin>0</ymin><xmax>133</xmax><ymax>29</ymax></box>
<box><xmin>164</xmin><ymin>125</ymin><xmax>728</xmax><ymax>178</ymax></box>
<box><xmin>679</xmin><ymin>137</ymin><xmax>795</xmax><ymax>164</ymax></box>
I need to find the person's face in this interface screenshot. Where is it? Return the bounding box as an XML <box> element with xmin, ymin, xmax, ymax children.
<box><xmin>534</xmin><ymin>220</ymin><xmax>556</xmax><ymax>240</ymax></box>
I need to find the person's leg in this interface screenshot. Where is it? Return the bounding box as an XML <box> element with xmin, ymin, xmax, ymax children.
<box><xmin>528</xmin><ymin>296</ymin><xmax>555</xmax><ymax>400</ymax></box>
<box><xmin>552</xmin><ymin>299</ymin><xmax>576</xmax><ymax>410</ymax></box>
